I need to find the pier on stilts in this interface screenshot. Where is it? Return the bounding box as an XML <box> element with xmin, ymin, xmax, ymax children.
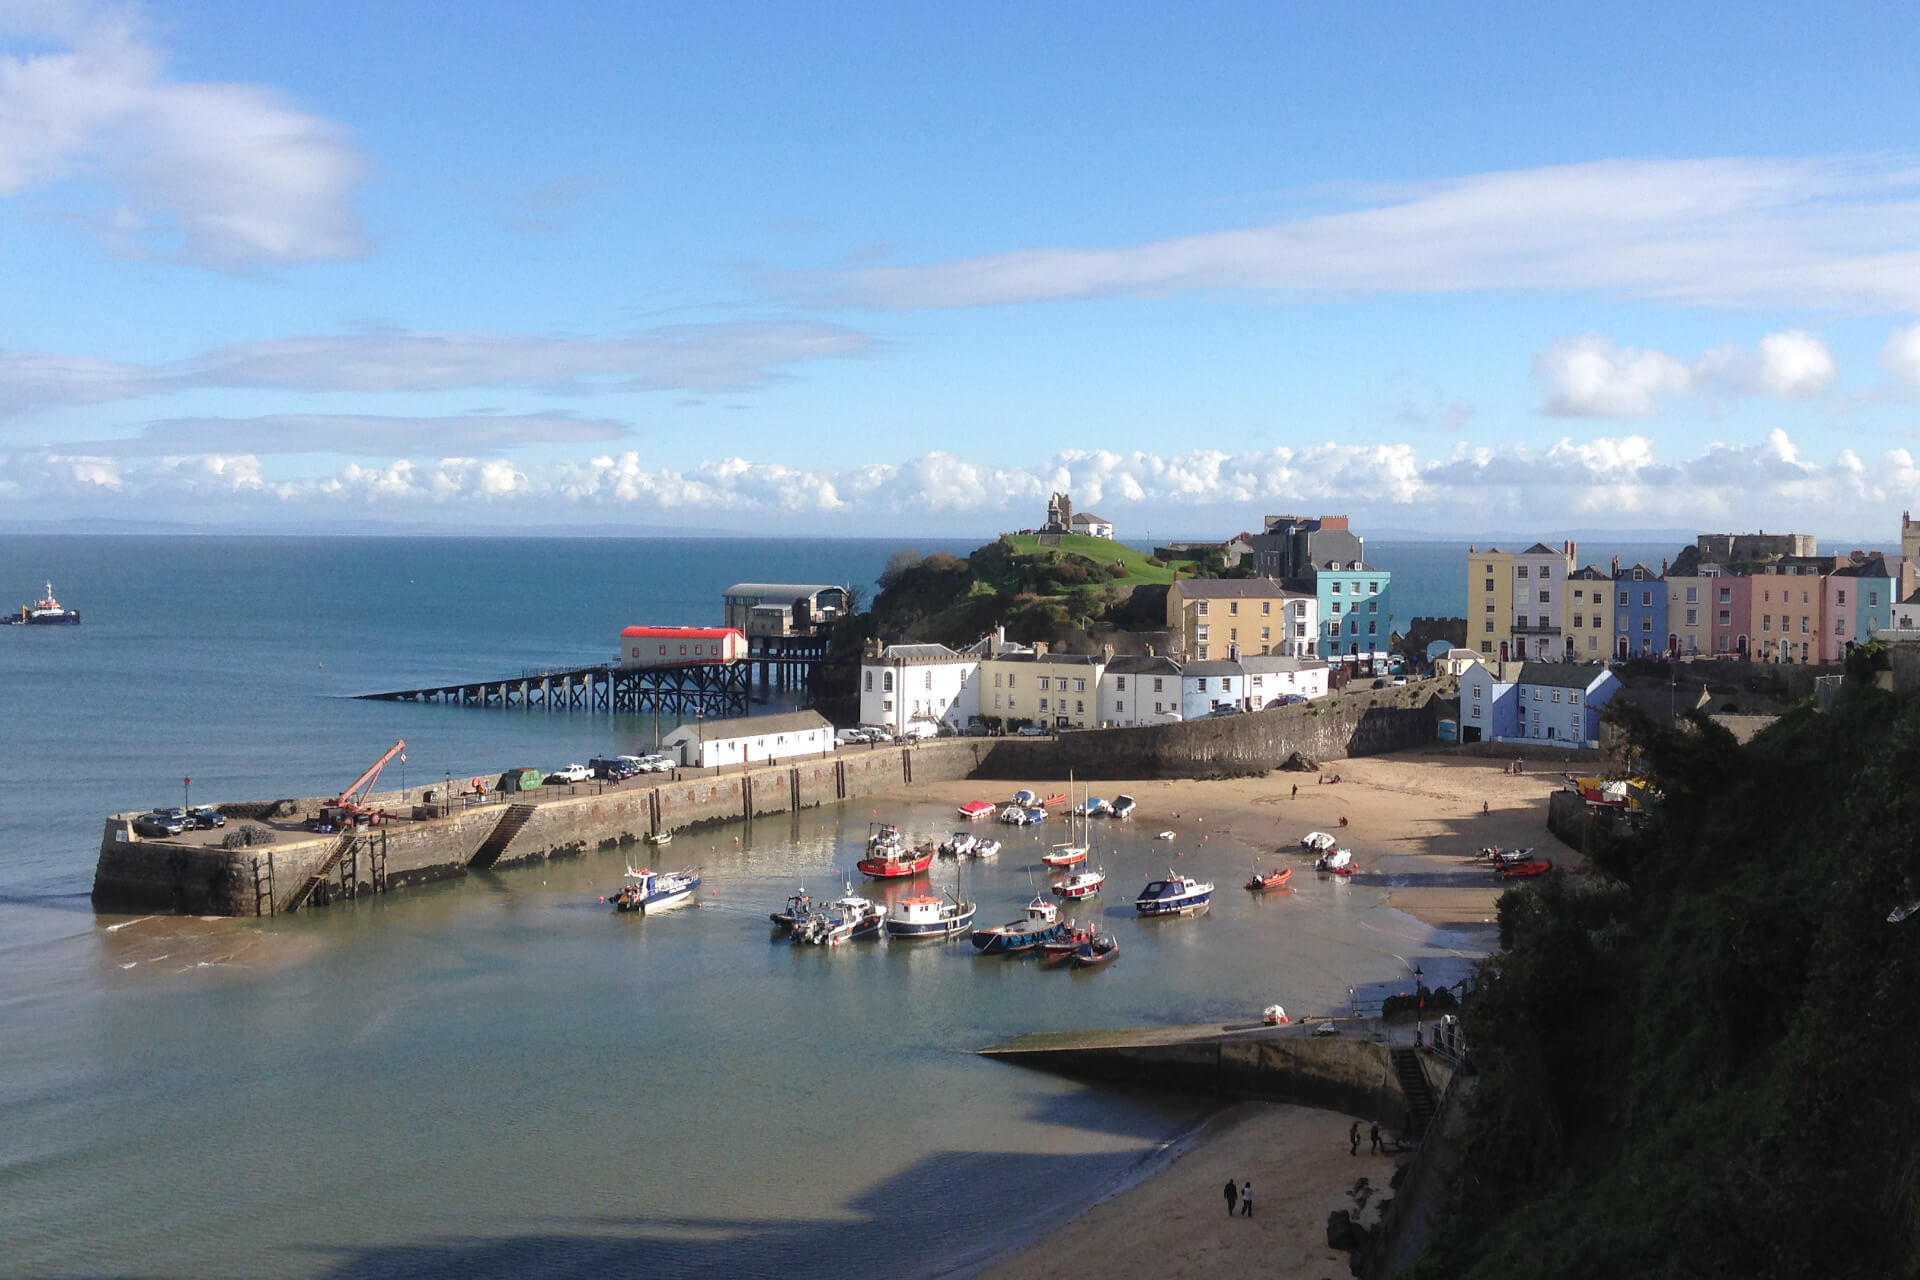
<box><xmin>747</xmin><ymin>634</ymin><xmax>829</xmax><ymax>693</ymax></box>
<box><xmin>356</xmin><ymin>662</ymin><xmax>755</xmax><ymax>717</ymax></box>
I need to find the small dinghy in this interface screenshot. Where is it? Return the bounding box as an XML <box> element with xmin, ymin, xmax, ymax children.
<box><xmin>1497</xmin><ymin>857</ymin><xmax>1554</xmax><ymax>879</ymax></box>
<box><xmin>966</xmin><ymin>839</ymin><xmax>1001</xmax><ymax>859</ymax></box>
<box><xmin>1301</xmin><ymin>831</ymin><xmax>1337</xmax><ymax>853</ymax></box>
<box><xmin>1012</xmin><ymin>789</ymin><xmax>1038</xmax><ymax>806</ymax></box>
<box><xmin>1155</xmin><ymin>830</ymin><xmax>1176</xmax><ymax>841</ymax></box>
<box><xmin>1245</xmin><ymin>867</ymin><xmax>1293</xmax><ymax>892</ymax></box>
<box><xmin>1070</xmin><ymin>933</ymin><xmax>1120</xmax><ymax>968</ymax></box>
<box><xmin>1110</xmin><ymin>794</ymin><xmax>1136</xmax><ymax>819</ymax></box>
<box><xmin>769</xmin><ymin>887</ymin><xmax>814</xmax><ymax>930</ymax></box>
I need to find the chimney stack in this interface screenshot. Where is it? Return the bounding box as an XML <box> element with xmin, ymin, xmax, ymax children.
<box><xmin>1033</xmin><ymin>640</ymin><xmax>1049</xmax><ymax>657</ymax></box>
<box><xmin>1101</xmin><ymin>643</ymin><xmax>1115</xmax><ymax>663</ymax></box>
<box><xmin>1611</xmin><ymin>555</ymin><xmax>1620</xmax><ymax>575</ymax></box>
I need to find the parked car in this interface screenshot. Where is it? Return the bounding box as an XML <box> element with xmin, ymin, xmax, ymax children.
<box><xmin>899</xmin><ymin>721</ymin><xmax>939</xmax><ymax>740</ymax></box>
<box><xmin>639</xmin><ymin>754</ymin><xmax>676</xmax><ymax>772</ymax></box>
<box><xmin>134</xmin><ymin>812</ymin><xmax>187</xmax><ymax>837</ymax></box>
<box><xmin>187</xmin><ymin>806</ymin><xmax>227</xmax><ymax>828</ymax></box>
<box><xmin>547</xmin><ymin>763</ymin><xmax>592</xmax><ymax>784</ymax></box>
<box><xmin>1015</xmin><ymin>724</ymin><xmax>1048</xmax><ymax>737</ymax></box>
<box><xmin>834</xmin><ymin>728</ymin><xmax>868</xmax><ymax>745</ymax></box>
<box><xmin>589</xmin><ymin>757</ymin><xmax>636</xmax><ymax>780</ymax></box>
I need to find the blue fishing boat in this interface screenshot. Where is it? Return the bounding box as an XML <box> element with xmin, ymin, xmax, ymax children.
<box><xmin>611</xmin><ymin>865</ymin><xmax>701</xmax><ymax>913</ymax></box>
<box><xmin>1134</xmin><ymin>870</ymin><xmax>1213</xmax><ymax>917</ymax></box>
<box><xmin>883</xmin><ymin>892</ymin><xmax>977</xmax><ymax>940</ymax></box>
<box><xmin>970</xmin><ymin>896</ymin><xmax>1070</xmax><ymax>954</ymax></box>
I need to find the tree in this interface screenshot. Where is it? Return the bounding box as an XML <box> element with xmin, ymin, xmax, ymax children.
<box><xmin>877</xmin><ymin>549</ymin><xmax>924</xmax><ymax>592</ymax></box>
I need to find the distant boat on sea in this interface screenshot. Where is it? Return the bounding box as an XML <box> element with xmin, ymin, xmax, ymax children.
<box><xmin>5</xmin><ymin>582</ymin><xmax>80</xmax><ymax>626</ymax></box>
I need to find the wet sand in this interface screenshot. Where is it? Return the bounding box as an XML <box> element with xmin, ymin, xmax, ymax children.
<box><xmin>898</xmin><ymin>750</ymin><xmax>1571</xmax><ymax>1279</ymax></box>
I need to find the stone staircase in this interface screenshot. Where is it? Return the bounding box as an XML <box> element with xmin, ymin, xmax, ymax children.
<box><xmin>468</xmin><ymin>803</ymin><xmax>539</xmax><ymax>870</ymax></box>
<box><xmin>1391</xmin><ymin>1046</ymin><xmax>1438</xmax><ymax>1138</ymax></box>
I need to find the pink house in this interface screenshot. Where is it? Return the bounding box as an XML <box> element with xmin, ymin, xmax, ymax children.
<box><xmin>1708</xmin><ymin>575</ymin><xmax>1751</xmax><ymax>658</ymax></box>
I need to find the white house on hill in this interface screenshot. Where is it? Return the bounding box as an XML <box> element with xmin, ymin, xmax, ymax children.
<box><xmin>858</xmin><ymin>641</ymin><xmax>981</xmax><ymax>735</ymax></box>
<box><xmin>1069</xmin><ymin>511</ymin><xmax>1115</xmax><ymax>539</ymax></box>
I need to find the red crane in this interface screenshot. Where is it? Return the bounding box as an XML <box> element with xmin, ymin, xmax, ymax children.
<box><xmin>329</xmin><ymin>739</ymin><xmax>406</xmax><ymax>819</ymax></box>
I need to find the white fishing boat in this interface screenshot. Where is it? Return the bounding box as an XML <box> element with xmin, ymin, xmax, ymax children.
<box><xmin>792</xmin><ymin>887</ymin><xmax>886</xmax><ymax>945</ymax></box>
<box><xmin>883</xmin><ymin>892</ymin><xmax>977</xmax><ymax>940</ymax></box>
<box><xmin>1134</xmin><ymin>870</ymin><xmax>1214</xmax><ymax>917</ymax></box>
<box><xmin>966</xmin><ymin>839</ymin><xmax>1001</xmax><ymax>859</ymax></box>
<box><xmin>937</xmin><ymin>831</ymin><xmax>979</xmax><ymax>857</ymax></box>
<box><xmin>611</xmin><ymin>865</ymin><xmax>700</xmax><ymax>913</ymax></box>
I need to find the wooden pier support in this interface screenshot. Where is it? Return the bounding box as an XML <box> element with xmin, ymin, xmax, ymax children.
<box><xmin>357</xmin><ymin>661</ymin><xmax>756</xmax><ymax>717</ymax></box>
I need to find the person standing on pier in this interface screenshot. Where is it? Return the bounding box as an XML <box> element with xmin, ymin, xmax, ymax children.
<box><xmin>1223</xmin><ymin>1178</ymin><xmax>1238</xmax><ymax>1216</ymax></box>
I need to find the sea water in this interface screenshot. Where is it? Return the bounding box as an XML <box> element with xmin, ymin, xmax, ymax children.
<box><xmin>0</xmin><ymin>533</ymin><xmax>1514</xmax><ymax>1279</ymax></box>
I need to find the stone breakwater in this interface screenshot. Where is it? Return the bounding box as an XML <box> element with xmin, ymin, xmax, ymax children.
<box><xmin>92</xmin><ymin>684</ymin><xmax>1447</xmax><ymax>916</ymax></box>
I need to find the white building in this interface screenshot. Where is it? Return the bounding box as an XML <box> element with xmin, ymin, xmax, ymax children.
<box><xmin>1436</xmin><ymin>647</ymin><xmax>1482</xmax><ymax>678</ymax></box>
<box><xmin>1457</xmin><ymin>660</ymin><xmax>1622</xmax><ymax>749</ymax></box>
<box><xmin>1098</xmin><ymin>655</ymin><xmax>1183</xmax><ymax>726</ymax></box>
<box><xmin>661</xmin><ymin>710</ymin><xmax>836</xmax><ymax>769</ymax></box>
<box><xmin>858</xmin><ymin>641</ymin><xmax>981</xmax><ymax>734</ymax></box>
<box><xmin>1510</xmin><ymin>542</ymin><xmax>1577</xmax><ymax>662</ymax></box>
<box><xmin>1180</xmin><ymin>660</ymin><xmax>1246</xmax><ymax>718</ymax></box>
<box><xmin>1239</xmin><ymin>654</ymin><xmax>1331</xmax><ymax>707</ymax></box>
<box><xmin>1069</xmin><ymin>511</ymin><xmax>1115</xmax><ymax>539</ymax></box>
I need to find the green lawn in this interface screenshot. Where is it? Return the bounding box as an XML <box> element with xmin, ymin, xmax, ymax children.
<box><xmin>1001</xmin><ymin>533</ymin><xmax>1200</xmax><ymax>585</ymax></box>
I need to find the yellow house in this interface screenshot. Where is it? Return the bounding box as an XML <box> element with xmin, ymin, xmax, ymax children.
<box><xmin>1564</xmin><ymin>565</ymin><xmax>1612</xmax><ymax>660</ymax></box>
<box><xmin>976</xmin><ymin>642</ymin><xmax>1106</xmax><ymax>730</ymax></box>
<box><xmin>1466</xmin><ymin>547</ymin><xmax>1514</xmax><ymax>658</ymax></box>
<box><xmin>1164</xmin><ymin>577</ymin><xmax>1310</xmax><ymax>661</ymax></box>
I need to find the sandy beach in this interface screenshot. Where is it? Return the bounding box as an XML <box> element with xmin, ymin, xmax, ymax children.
<box><xmin>896</xmin><ymin>749</ymin><xmax>1574</xmax><ymax>1280</ymax></box>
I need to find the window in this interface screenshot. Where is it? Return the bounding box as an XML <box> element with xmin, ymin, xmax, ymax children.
<box><xmin>1196</xmin><ymin>678</ymin><xmax>1207</xmax><ymax>691</ymax></box>
<box><xmin>1370</xmin><ymin>581</ymin><xmax>1380</xmax><ymax>594</ymax></box>
<box><xmin>1641</xmin><ymin>591</ymin><xmax>1652</xmax><ymax>607</ymax></box>
<box><xmin>1838</xmin><ymin>589</ymin><xmax>1847</xmax><ymax>605</ymax></box>
<box><xmin>1075</xmin><ymin>678</ymin><xmax>1086</xmax><ymax>692</ymax></box>
<box><xmin>1116</xmin><ymin>699</ymin><xmax>1125</xmax><ymax>712</ymax></box>
<box><xmin>1537</xmin><ymin>590</ymin><xmax>1548</xmax><ymax>603</ymax></box>
<box><xmin>1871</xmin><ymin>591</ymin><xmax>1880</xmax><ymax>606</ymax></box>
<box><xmin>883</xmin><ymin>672</ymin><xmax>893</xmax><ymax>692</ymax></box>
<box><xmin>1685</xmin><ymin>609</ymin><xmax>1697</xmax><ymax>625</ymax></box>
<box><xmin>1618</xmin><ymin>590</ymin><xmax>1628</xmax><ymax>606</ymax></box>
<box><xmin>1331</xmin><ymin>582</ymin><xmax>1343</xmax><ymax>594</ymax></box>
<box><xmin>1008</xmin><ymin>675</ymin><xmax>1016</xmax><ymax>688</ymax></box>
<box><xmin>1800</xmin><ymin>617</ymin><xmax>1810</xmax><ymax>634</ymax></box>
<box><xmin>1331</xmin><ymin>601</ymin><xmax>1341</xmax><ymax>615</ymax></box>
<box><xmin>1485</xmin><ymin>578</ymin><xmax>1494</xmax><ymax>592</ymax></box>
<box><xmin>1686</xmin><ymin>586</ymin><xmax>1698</xmax><ymax>603</ymax></box>
<box><xmin>1538</xmin><ymin>615</ymin><xmax>1550</xmax><ymax>629</ymax></box>
<box><xmin>1196</xmin><ymin>645</ymin><xmax>1208</xmax><ymax>659</ymax></box>
<box><xmin>1540</xmin><ymin>567</ymin><xmax>1552</xmax><ymax>581</ymax></box>
<box><xmin>1230</xmin><ymin>628</ymin><xmax>1238</xmax><ymax>641</ymax></box>
<box><xmin>1195</xmin><ymin>600</ymin><xmax>1209</xmax><ymax>616</ymax></box>
<box><xmin>1472</xmin><ymin>704</ymin><xmax>1482</xmax><ymax>718</ymax></box>
<box><xmin>1571</xmin><ymin>692</ymin><xmax>1580</xmax><ymax>704</ymax></box>
<box><xmin>1763</xmin><ymin>616</ymin><xmax>1772</xmax><ymax>632</ymax></box>
<box><xmin>1261</xmin><ymin>627</ymin><xmax>1271</xmax><ymax>641</ymax></box>
<box><xmin>1297</xmin><ymin>623</ymin><xmax>1307</xmax><ymax>637</ymax></box>
<box><xmin>1553</xmin><ymin>691</ymin><xmax>1562</xmax><ymax>702</ymax></box>
<box><xmin>993</xmin><ymin>672</ymin><xmax>1001</xmax><ymax>687</ymax></box>
<box><xmin>680</xmin><ymin>644</ymin><xmax>688</xmax><ymax>655</ymax></box>
<box><xmin>1835</xmin><ymin>619</ymin><xmax>1846</xmax><ymax>634</ymax></box>
<box><xmin>1642</xmin><ymin>618</ymin><xmax>1652</xmax><ymax>632</ymax></box>
<box><xmin>1368</xmin><ymin>622</ymin><xmax>1377</xmax><ymax>635</ymax></box>
<box><xmin>1261</xmin><ymin>601</ymin><xmax>1271</xmax><ymax>615</ymax></box>
<box><xmin>1369</xmin><ymin>600</ymin><xmax>1378</xmax><ymax>614</ymax></box>
<box><xmin>1588</xmin><ymin>636</ymin><xmax>1598</xmax><ymax>652</ymax></box>
<box><xmin>1486</xmin><ymin>603</ymin><xmax>1496</xmax><ymax>613</ymax></box>
<box><xmin>1229</xmin><ymin>601</ymin><xmax>1239</xmax><ymax>615</ymax></box>
<box><xmin>864</xmin><ymin>672</ymin><xmax>873</xmax><ymax>691</ymax></box>
<box><xmin>1153</xmin><ymin>678</ymin><xmax>1163</xmax><ymax>692</ymax></box>
<box><xmin>658</xmin><ymin>644</ymin><xmax>667</xmax><ymax>655</ymax></box>
<box><xmin>1039</xmin><ymin>698</ymin><xmax>1049</xmax><ymax>711</ymax></box>
<box><xmin>1764</xmin><ymin>589</ymin><xmax>1771</xmax><ymax>603</ymax></box>
<box><xmin>1517</xmin><ymin>566</ymin><xmax>1529</xmax><ymax>578</ymax></box>
<box><xmin>1485</xmin><ymin>620</ymin><xmax>1495</xmax><ymax>633</ymax></box>
<box><xmin>924</xmin><ymin>671</ymin><xmax>932</xmax><ymax>689</ymax></box>
<box><xmin>1719</xmin><ymin>610</ymin><xmax>1731</xmax><ymax>626</ymax></box>
<box><xmin>1116</xmin><ymin>677</ymin><xmax>1126</xmax><ymax>691</ymax></box>
<box><xmin>1349</xmin><ymin>620</ymin><xmax>1357</xmax><ymax>634</ymax></box>
<box><xmin>1076</xmin><ymin>701</ymin><xmax>1084</xmax><ymax>714</ymax></box>
<box><xmin>1573</xmin><ymin>614</ymin><xmax>1584</xmax><ymax>628</ymax></box>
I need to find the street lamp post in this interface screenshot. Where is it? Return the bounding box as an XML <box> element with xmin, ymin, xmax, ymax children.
<box><xmin>1414</xmin><ymin>962</ymin><xmax>1425</xmax><ymax>1048</ymax></box>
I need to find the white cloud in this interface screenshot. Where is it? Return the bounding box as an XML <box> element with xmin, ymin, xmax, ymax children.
<box><xmin>1878</xmin><ymin>321</ymin><xmax>1920</xmax><ymax>394</ymax></box>
<box><xmin>1536</xmin><ymin>330</ymin><xmax>1837</xmax><ymax>417</ymax></box>
<box><xmin>91</xmin><ymin>411</ymin><xmax>632</xmax><ymax>456</ymax></box>
<box><xmin>2</xmin><ymin>430</ymin><xmax>1912</xmax><ymax>538</ymax></box>
<box><xmin>0</xmin><ymin>322</ymin><xmax>877</xmax><ymax>417</ymax></box>
<box><xmin>790</xmin><ymin>156</ymin><xmax>1920</xmax><ymax>314</ymax></box>
<box><xmin>0</xmin><ymin>1</ymin><xmax>368</xmax><ymax>268</ymax></box>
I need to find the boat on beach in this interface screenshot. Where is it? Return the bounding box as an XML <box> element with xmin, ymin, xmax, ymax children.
<box><xmin>5</xmin><ymin>581</ymin><xmax>80</xmax><ymax>625</ymax></box>
<box><xmin>611</xmin><ymin>865</ymin><xmax>700</xmax><ymax>913</ymax></box>
<box><xmin>1245</xmin><ymin>867</ymin><xmax>1293</xmax><ymax>892</ymax></box>
<box><xmin>1315</xmin><ymin>847</ymin><xmax>1354</xmax><ymax>876</ymax></box>
<box><xmin>1000</xmin><ymin>805</ymin><xmax>1033</xmax><ymax>825</ymax></box>
<box><xmin>1134</xmin><ymin>871</ymin><xmax>1213</xmax><ymax>916</ymax></box>
<box><xmin>958</xmin><ymin>800</ymin><xmax>997</xmax><ymax>821</ymax></box>
<box><xmin>1301</xmin><ymin>831</ymin><xmax>1337</xmax><ymax>853</ymax></box>
<box><xmin>970</xmin><ymin>895</ymin><xmax>1070</xmax><ymax>954</ymax></box>
<box><xmin>1497</xmin><ymin>857</ymin><xmax>1554</xmax><ymax>879</ymax></box>
<box><xmin>1012</xmin><ymin>789</ymin><xmax>1037</xmax><ymax>806</ymax></box>
<box><xmin>937</xmin><ymin>831</ymin><xmax>978</xmax><ymax>857</ymax></box>
<box><xmin>1109</xmin><ymin>794</ymin><xmax>1136</xmax><ymax>819</ymax></box>
<box><xmin>883</xmin><ymin>893</ymin><xmax>977</xmax><ymax>940</ymax></box>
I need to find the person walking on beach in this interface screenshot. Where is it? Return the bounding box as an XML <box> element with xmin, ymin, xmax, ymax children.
<box><xmin>1370</xmin><ymin>1122</ymin><xmax>1383</xmax><ymax>1154</ymax></box>
<box><xmin>1240</xmin><ymin>1180</ymin><xmax>1253</xmax><ymax>1217</ymax></box>
<box><xmin>1291</xmin><ymin>783</ymin><xmax>1298</xmax><ymax>799</ymax></box>
<box><xmin>1350</xmin><ymin>1120</ymin><xmax>1360</xmax><ymax>1155</ymax></box>
<box><xmin>1223</xmin><ymin>1178</ymin><xmax>1238</xmax><ymax>1216</ymax></box>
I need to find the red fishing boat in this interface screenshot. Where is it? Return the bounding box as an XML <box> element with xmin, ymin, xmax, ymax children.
<box><xmin>1497</xmin><ymin>857</ymin><xmax>1554</xmax><ymax>879</ymax></box>
<box><xmin>857</xmin><ymin>845</ymin><xmax>934</xmax><ymax>880</ymax></box>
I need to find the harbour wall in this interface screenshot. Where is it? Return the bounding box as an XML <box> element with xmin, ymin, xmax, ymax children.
<box><xmin>981</xmin><ymin>1023</ymin><xmax>1456</xmax><ymax>1125</ymax></box>
<box><xmin>969</xmin><ymin>683</ymin><xmax>1445</xmax><ymax>781</ymax></box>
<box><xmin>93</xmin><ymin>741</ymin><xmax>984</xmax><ymax>917</ymax></box>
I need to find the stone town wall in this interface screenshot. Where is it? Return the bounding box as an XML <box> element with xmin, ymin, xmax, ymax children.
<box><xmin>969</xmin><ymin>685</ymin><xmax>1443</xmax><ymax>781</ymax></box>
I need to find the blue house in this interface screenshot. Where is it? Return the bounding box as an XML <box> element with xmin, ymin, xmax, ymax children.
<box><xmin>1313</xmin><ymin>563</ymin><xmax>1394</xmax><ymax>670</ymax></box>
<box><xmin>1612</xmin><ymin>562</ymin><xmax>1668</xmax><ymax>658</ymax></box>
<box><xmin>1180</xmin><ymin>660</ymin><xmax>1246</xmax><ymax>719</ymax></box>
<box><xmin>1458</xmin><ymin>660</ymin><xmax>1622</xmax><ymax>748</ymax></box>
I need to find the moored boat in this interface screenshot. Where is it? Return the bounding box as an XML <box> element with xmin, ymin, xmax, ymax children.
<box><xmin>1012</xmin><ymin>789</ymin><xmax>1037</xmax><ymax>806</ymax></box>
<box><xmin>1315</xmin><ymin>847</ymin><xmax>1353</xmax><ymax>874</ymax></box>
<box><xmin>1051</xmin><ymin>868</ymin><xmax>1105</xmax><ymax>899</ymax></box>
<box><xmin>1497</xmin><ymin>857</ymin><xmax>1554</xmax><ymax>879</ymax></box>
<box><xmin>937</xmin><ymin>831</ymin><xmax>978</xmax><ymax>857</ymax></box>
<box><xmin>1000</xmin><ymin>805</ymin><xmax>1033</xmax><ymax>825</ymax></box>
<box><xmin>965</xmin><ymin>839</ymin><xmax>1001</xmax><ymax>859</ymax></box>
<box><xmin>1110</xmin><ymin>794</ymin><xmax>1136</xmax><ymax>819</ymax></box>
<box><xmin>1135</xmin><ymin>870</ymin><xmax>1214</xmax><ymax>916</ymax></box>
<box><xmin>971</xmin><ymin>895</ymin><xmax>1070</xmax><ymax>954</ymax></box>
<box><xmin>1301</xmin><ymin>831</ymin><xmax>1337</xmax><ymax>853</ymax></box>
<box><xmin>1041</xmin><ymin>841</ymin><xmax>1087</xmax><ymax>869</ymax></box>
<box><xmin>958</xmin><ymin>800</ymin><xmax>997</xmax><ymax>821</ymax></box>
<box><xmin>883</xmin><ymin>893</ymin><xmax>977</xmax><ymax>940</ymax></box>
<box><xmin>1039</xmin><ymin>923</ymin><xmax>1093</xmax><ymax>965</ymax></box>
<box><xmin>856</xmin><ymin>844</ymin><xmax>934</xmax><ymax>880</ymax></box>
<box><xmin>1070</xmin><ymin>932</ymin><xmax>1120</xmax><ymax>968</ymax></box>
<box><xmin>1079</xmin><ymin>796</ymin><xmax>1111</xmax><ymax>818</ymax></box>
<box><xmin>1022</xmin><ymin>807</ymin><xmax>1048</xmax><ymax>825</ymax></box>
<box><xmin>793</xmin><ymin>888</ymin><xmax>886</xmax><ymax>944</ymax></box>
<box><xmin>1040</xmin><ymin>793</ymin><xmax>1067</xmax><ymax>807</ymax></box>
<box><xmin>611</xmin><ymin>865</ymin><xmax>700</xmax><ymax>913</ymax></box>
<box><xmin>769</xmin><ymin>887</ymin><xmax>815</xmax><ymax>930</ymax></box>
<box><xmin>1245</xmin><ymin>867</ymin><xmax>1293</xmax><ymax>892</ymax></box>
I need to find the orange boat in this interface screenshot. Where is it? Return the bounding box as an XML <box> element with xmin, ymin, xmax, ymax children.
<box><xmin>1245</xmin><ymin>867</ymin><xmax>1293</xmax><ymax>892</ymax></box>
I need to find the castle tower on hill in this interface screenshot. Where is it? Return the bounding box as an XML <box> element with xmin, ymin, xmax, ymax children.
<box><xmin>1041</xmin><ymin>492</ymin><xmax>1074</xmax><ymax>534</ymax></box>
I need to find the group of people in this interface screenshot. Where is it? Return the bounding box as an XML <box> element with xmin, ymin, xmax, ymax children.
<box><xmin>1502</xmin><ymin>757</ymin><xmax>1526</xmax><ymax>775</ymax></box>
<box><xmin>1221</xmin><ymin>1178</ymin><xmax>1254</xmax><ymax>1217</ymax></box>
<box><xmin>1348</xmin><ymin>1120</ymin><xmax>1388</xmax><ymax>1155</ymax></box>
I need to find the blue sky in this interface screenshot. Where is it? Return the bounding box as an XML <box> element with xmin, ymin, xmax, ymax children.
<box><xmin>5</xmin><ymin>0</ymin><xmax>1920</xmax><ymax>538</ymax></box>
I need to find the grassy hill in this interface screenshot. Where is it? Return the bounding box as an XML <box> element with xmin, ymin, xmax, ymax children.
<box><xmin>999</xmin><ymin>533</ymin><xmax>1200</xmax><ymax>585</ymax></box>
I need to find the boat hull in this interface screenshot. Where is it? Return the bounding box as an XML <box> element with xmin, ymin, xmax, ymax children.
<box><xmin>884</xmin><ymin>903</ymin><xmax>977</xmax><ymax>939</ymax></box>
<box><xmin>970</xmin><ymin>917</ymin><xmax>1070</xmax><ymax>953</ymax></box>
<box><xmin>856</xmin><ymin>852</ymin><xmax>933</xmax><ymax>880</ymax></box>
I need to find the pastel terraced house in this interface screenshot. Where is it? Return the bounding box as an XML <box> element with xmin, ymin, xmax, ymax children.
<box><xmin>1165</xmin><ymin>578</ymin><xmax>1316</xmax><ymax>662</ymax></box>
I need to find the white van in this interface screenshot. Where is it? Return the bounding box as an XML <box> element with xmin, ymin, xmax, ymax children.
<box><xmin>899</xmin><ymin>721</ymin><xmax>939</xmax><ymax>741</ymax></box>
